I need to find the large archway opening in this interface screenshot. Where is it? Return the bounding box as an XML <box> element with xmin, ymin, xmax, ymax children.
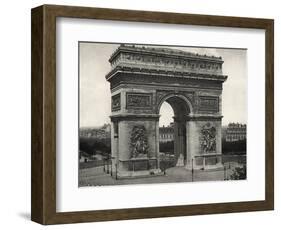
<box><xmin>159</xmin><ymin>102</ymin><xmax>174</xmax><ymax>161</ymax></box>
<box><xmin>158</xmin><ymin>96</ymin><xmax>191</xmax><ymax>169</ymax></box>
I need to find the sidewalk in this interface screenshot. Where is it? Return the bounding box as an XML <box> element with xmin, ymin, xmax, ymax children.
<box><xmin>79</xmin><ymin>165</ymin><xmax>239</xmax><ymax>187</ymax></box>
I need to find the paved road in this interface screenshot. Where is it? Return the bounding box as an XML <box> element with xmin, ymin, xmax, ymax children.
<box><xmin>79</xmin><ymin>165</ymin><xmax>240</xmax><ymax>187</ymax></box>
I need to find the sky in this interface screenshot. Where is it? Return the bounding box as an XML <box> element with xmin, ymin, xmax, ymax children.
<box><xmin>79</xmin><ymin>43</ymin><xmax>247</xmax><ymax>127</ymax></box>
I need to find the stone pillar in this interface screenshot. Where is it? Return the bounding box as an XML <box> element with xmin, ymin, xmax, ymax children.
<box><xmin>216</xmin><ymin>122</ymin><xmax>223</xmax><ymax>165</ymax></box>
<box><xmin>185</xmin><ymin>120</ymin><xmax>200</xmax><ymax>170</ymax></box>
<box><xmin>217</xmin><ymin>122</ymin><xmax>222</xmax><ymax>154</ymax></box>
<box><xmin>111</xmin><ymin>121</ymin><xmax>119</xmax><ymax>173</ymax></box>
<box><xmin>174</xmin><ymin>118</ymin><xmax>186</xmax><ymax>167</ymax></box>
<box><xmin>173</xmin><ymin>120</ymin><xmax>179</xmax><ymax>158</ymax></box>
<box><xmin>185</xmin><ymin>120</ymin><xmax>191</xmax><ymax>166</ymax></box>
<box><xmin>185</xmin><ymin>118</ymin><xmax>223</xmax><ymax>170</ymax></box>
<box><xmin>155</xmin><ymin>119</ymin><xmax>160</xmax><ymax>168</ymax></box>
<box><xmin>111</xmin><ymin>116</ymin><xmax>161</xmax><ymax>178</ymax></box>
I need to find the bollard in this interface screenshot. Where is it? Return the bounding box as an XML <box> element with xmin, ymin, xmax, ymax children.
<box><xmin>224</xmin><ymin>165</ymin><xmax>226</xmax><ymax>180</ymax></box>
<box><xmin>115</xmin><ymin>163</ymin><xmax>118</xmax><ymax>180</ymax></box>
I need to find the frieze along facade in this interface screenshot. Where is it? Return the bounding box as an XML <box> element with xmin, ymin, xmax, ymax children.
<box><xmin>198</xmin><ymin>96</ymin><xmax>219</xmax><ymax>113</ymax></box>
<box><xmin>111</xmin><ymin>93</ymin><xmax>121</xmax><ymax>111</ymax></box>
<box><xmin>106</xmin><ymin>45</ymin><xmax>227</xmax><ymax>178</ymax></box>
<box><xmin>109</xmin><ymin>45</ymin><xmax>223</xmax><ymax>76</ymax></box>
<box><xmin>126</xmin><ymin>92</ymin><xmax>152</xmax><ymax>109</ymax></box>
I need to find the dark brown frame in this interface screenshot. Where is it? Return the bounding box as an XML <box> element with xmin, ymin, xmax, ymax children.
<box><xmin>31</xmin><ymin>4</ymin><xmax>274</xmax><ymax>225</ymax></box>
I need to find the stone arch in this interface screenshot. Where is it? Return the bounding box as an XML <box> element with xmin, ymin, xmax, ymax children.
<box><xmin>157</xmin><ymin>94</ymin><xmax>193</xmax><ymax>167</ymax></box>
<box><xmin>156</xmin><ymin>93</ymin><xmax>194</xmax><ymax>116</ymax></box>
<box><xmin>106</xmin><ymin>45</ymin><xmax>227</xmax><ymax>177</ymax></box>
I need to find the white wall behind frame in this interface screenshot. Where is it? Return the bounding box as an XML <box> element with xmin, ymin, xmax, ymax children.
<box><xmin>0</xmin><ymin>0</ymin><xmax>279</xmax><ymax>230</ymax></box>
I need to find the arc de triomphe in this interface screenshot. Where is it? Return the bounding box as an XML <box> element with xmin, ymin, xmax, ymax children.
<box><xmin>105</xmin><ymin>45</ymin><xmax>227</xmax><ymax>178</ymax></box>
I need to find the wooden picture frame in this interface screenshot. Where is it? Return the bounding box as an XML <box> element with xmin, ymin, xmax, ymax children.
<box><xmin>31</xmin><ymin>4</ymin><xmax>274</xmax><ymax>225</ymax></box>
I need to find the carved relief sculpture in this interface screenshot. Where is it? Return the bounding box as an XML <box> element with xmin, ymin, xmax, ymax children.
<box><xmin>126</xmin><ymin>93</ymin><xmax>152</xmax><ymax>109</ymax></box>
<box><xmin>200</xmin><ymin>123</ymin><xmax>217</xmax><ymax>153</ymax></box>
<box><xmin>198</xmin><ymin>96</ymin><xmax>219</xmax><ymax>112</ymax></box>
<box><xmin>117</xmin><ymin>47</ymin><xmax>223</xmax><ymax>74</ymax></box>
<box><xmin>111</xmin><ymin>93</ymin><xmax>121</xmax><ymax>111</ymax></box>
<box><xmin>130</xmin><ymin>125</ymin><xmax>149</xmax><ymax>158</ymax></box>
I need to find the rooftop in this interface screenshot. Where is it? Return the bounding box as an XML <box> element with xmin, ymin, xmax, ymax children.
<box><xmin>109</xmin><ymin>44</ymin><xmax>223</xmax><ymax>63</ymax></box>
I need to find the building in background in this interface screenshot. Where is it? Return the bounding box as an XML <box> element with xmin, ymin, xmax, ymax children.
<box><xmin>80</xmin><ymin>123</ymin><xmax>111</xmax><ymax>139</ymax></box>
<box><xmin>225</xmin><ymin>123</ymin><xmax>246</xmax><ymax>142</ymax></box>
<box><xmin>159</xmin><ymin>123</ymin><xmax>174</xmax><ymax>143</ymax></box>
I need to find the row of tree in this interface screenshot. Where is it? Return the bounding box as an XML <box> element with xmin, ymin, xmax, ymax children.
<box><xmin>222</xmin><ymin>139</ymin><xmax>246</xmax><ymax>154</ymax></box>
<box><xmin>79</xmin><ymin>138</ymin><xmax>246</xmax><ymax>157</ymax></box>
<box><xmin>79</xmin><ymin>137</ymin><xmax>111</xmax><ymax>157</ymax></box>
<box><xmin>159</xmin><ymin>139</ymin><xmax>246</xmax><ymax>155</ymax></box>
<box><xmin>159</xmin><ymin>141</ymin><xmax>174</xmax><ymax>153</ymax></box>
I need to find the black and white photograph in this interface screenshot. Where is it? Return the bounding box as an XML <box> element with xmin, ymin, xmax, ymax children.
<box><xmin>78</xmin><ymin>42</ymin><xmax>247</xmax><ymax>187</ymax></box>
<box><xmin>0</xmin><ymin>0</ymin><xmax>276</xmax><ymax>227</ymax></box>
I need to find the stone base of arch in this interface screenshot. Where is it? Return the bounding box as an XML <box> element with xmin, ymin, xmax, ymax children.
<box><xmin>116</xmin><ymin>167</ymin><xmax>162</xmax><ymax>179</ymax></box>
<box><xmin>110</xmin><ymin>114</ymin><xmax>223</xmax><ymax>178</ymax></box>
<box><xmin>183</xmin><ymin>117</ymin><xmax>223</xmax><ymax>171</ymax></box>
<box><xmin>110</xmin><ymin>114</ymin><xmax>163</xmax><ymax>179</ymax></box>
<box><xmin>184</xmin><ymin>155</ymin><xmax>224</xmax><ymax>171</ymax></box>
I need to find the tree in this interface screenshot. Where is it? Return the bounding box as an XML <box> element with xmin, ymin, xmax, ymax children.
<box><xmin>222</xmin><ymin>139</ymin><xmax>246</xmax><ymax>154</ymax></box>
<box><xmin>229</xmin><ymin>165</ymin><xmax>246</xmax><ymax>180</ymax></box>
<box><xmin>79</xmin><ymin>137</ymin><xmax>111</xmax><ymax>156</ymax></box>
<box><xmin>159</xmin><ymin>141</ymin><xmax>174</xmax><ymax>153</ymax></box>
